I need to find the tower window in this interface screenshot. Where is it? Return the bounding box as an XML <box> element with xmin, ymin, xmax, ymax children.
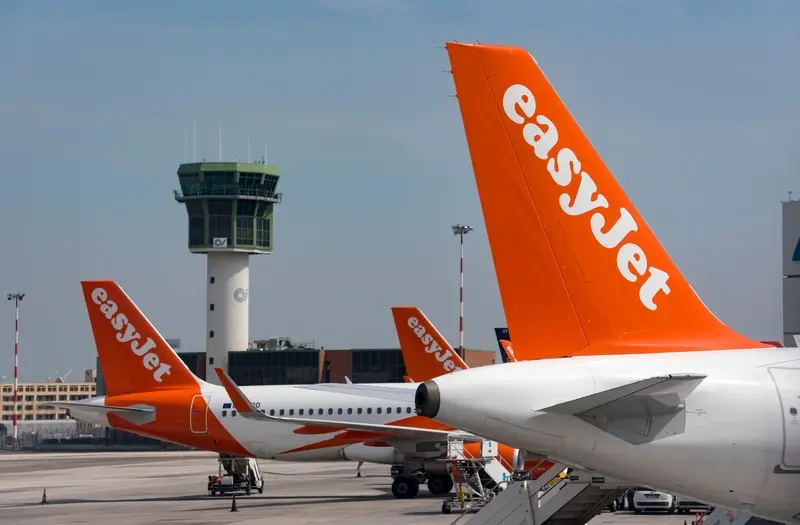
<box><xmin>209</xmin><ymin>277</ymin><xmax>215</xmax><ymax>284</ymax></box>
<box><xmin>209</xmin><ymin>357</ymin><xmax>214</xmax><ymax>365</ymax></box>
<box><xmin>209</xmin><ymin>330</ymin><xmax>215</xmax><ymax>338</ymax></box>
<box><xmin>210</xmin><ymin>304</ymin><xmax>215</xmax><ymax>311</ymax></box>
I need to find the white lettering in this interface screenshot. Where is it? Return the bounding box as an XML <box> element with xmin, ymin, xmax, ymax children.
<box><xmin>503</xmin><ymin>84</ymin><xmax>536</xmax><ymax>124</ymax></box>
<box><xmin>591</xmin><ymin>208</ymin><xmax>638</xmax><ymax>249</ymax></box>
<box><xmin>546</xmin><ymin>147</ymin><xmax>580</xmax><ymax>187</ymax></box>
<box><xmin>407</xmin><ymin>317</ymin><xmax>462</xmax><ymax>372</ymax></box>
<box><xmin>501</xmin><ymin>84</ymin><xmax>672</xmax><ymax>310</ymax></box>
<box><xmin>559</xmin><ymin>172</ymin><xmax>609</xmax><ymax>216</ymax></box>
<box><xmin>92</xmin><ymin>287</ymin><xmax>172</xmax><ymax>383</ymax></box>
<box><xmin>522</xmin><ymin>115</ymin><xmax>559</xmax><ymax>160</ymax></box>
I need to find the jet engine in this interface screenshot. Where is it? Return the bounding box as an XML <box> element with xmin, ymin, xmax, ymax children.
<box><xmin>340</xmin><ymin>442</ymin><xmax>406</xmax><ymax>465</ymax></box>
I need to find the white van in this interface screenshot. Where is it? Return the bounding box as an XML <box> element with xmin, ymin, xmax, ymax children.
<box><xmin>632</xmin><ymin>488</ymin><xmax>677</xmax><ymax>513</ymax></box>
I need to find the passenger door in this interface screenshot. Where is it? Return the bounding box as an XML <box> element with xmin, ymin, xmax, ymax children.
<box><xmin>768</xmin><ymin>367</ymin><xmax>800</xmax><ymax>469</ymax></box>
<box><xmin>190</xmin><ymin>394</ymin><xmax>211</xmax><ymax>434</ymax></box>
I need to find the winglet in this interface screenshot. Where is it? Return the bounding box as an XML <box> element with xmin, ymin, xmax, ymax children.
<box><xmin>214</xmin><ymin>368</ymin><xmax>265</xmax><ymax>420</ymax></box>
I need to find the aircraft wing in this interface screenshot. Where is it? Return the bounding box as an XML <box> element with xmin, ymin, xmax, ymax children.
<box><xmin>214</xmin><ymin>369</ymin><xmax>480</xmax><ymax>442</ymax></box>
<box><xmin>541</xmin><ymin>374</ymin><xmax>707</xmax><ymax>444</ymax></box>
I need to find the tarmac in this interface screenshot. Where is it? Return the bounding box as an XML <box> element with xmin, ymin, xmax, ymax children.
<box><xmin>0</xmin><ymin>450</ymin><xmax>697</xmax><ymax>525</ymax></box>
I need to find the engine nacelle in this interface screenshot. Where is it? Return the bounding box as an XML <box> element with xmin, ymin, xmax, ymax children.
<box><xmin>340</xmin><ymin>443</ymin><xmax>405</xmax><ymax>465</ymax></box>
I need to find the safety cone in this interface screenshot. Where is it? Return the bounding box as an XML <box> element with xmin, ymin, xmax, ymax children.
<box><xmin>230</xmin><ymin>495</ymin><xmax>238</xmax><ymax>512</ymax></box>
<box><xmin>41</xmin><ymin>489</ymin><xmax>48</xmax><ymax>504</ymax></box>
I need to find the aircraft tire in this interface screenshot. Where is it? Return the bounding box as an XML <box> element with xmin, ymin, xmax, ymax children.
<box><xmin>392</xmin><ymin>477</ymin><xmax>419</xmax><ymax>499</ymax></box>
<box><xmin>427</xmin><ymin>474</ymin><xmax>454</xmax><ymax>495</ymax></box>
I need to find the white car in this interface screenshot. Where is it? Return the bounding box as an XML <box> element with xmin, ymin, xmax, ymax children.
<box><xmin>633</xmin><ymin>488</ymin><xmax>677</xmax><ymax>513</ymax></box>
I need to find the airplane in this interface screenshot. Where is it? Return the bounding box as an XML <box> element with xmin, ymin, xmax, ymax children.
<box><xmin>390</xmin><ymin>305</ymin><xmax>556</xmax><ymax>480</ymax></box>
<box><xmin>493</xmin><ymin>327</ymin><xmax>517</xmax><ymax>363</ymax></box>
<box><xmin>53</xmin><ymin>280</ymin><xmax>522</xmax><ymax>499</ymax></box>
<box><xmin>411</xmin><ymin>42</ymin><xmax>800</xmax><ymax>524</ymax></box>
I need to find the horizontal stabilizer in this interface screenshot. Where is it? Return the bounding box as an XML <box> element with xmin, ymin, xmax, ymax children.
<box><xmin>45</xmin><ymin>401</ymin><xmax>156</xmax><ymax>425</ymax></box>
<box><xmin>542</xmin><ymin>374</ymin><xmax>707</xmax><ymax>444</ymax></box>
<box><xmin>45</xmin><ymin>401</ymin><xmax>154</xmax><ymax>414</ymax></box>
<box><xmin>213</xmin><ymin>368</ymin><xmax>479</xmax><ymax>441</ymax></box>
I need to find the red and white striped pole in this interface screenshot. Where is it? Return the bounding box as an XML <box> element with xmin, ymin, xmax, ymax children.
<box><xmin>452</xmin><ymin>225</ymin><xmax>473</xmax><ymax>361</ymax></box>
<box><xmin>7</xmin><ymin>293</ymin><xmax>24</xmax><ymax>450</ymax></box>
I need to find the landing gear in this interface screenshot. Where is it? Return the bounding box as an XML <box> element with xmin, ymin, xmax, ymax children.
<box><xmin>392</xmin><ymin>476</ymin><xmax>420</xmax><ymax>499</ymax></box>
<box><xmin>427</xmin><ymin>474</ymin><xmax>454</xmax><ymax>495</ymax></box>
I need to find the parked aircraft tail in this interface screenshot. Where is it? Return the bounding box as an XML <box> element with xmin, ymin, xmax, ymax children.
<box><xmin>445</xmin><ymin>42</ymin><xmax>766</xmax><ymax>358</ymax></box>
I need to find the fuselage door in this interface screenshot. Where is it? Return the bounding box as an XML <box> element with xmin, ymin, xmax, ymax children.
<box><xmin>190</xmin><ymin>395</ymin><xmax>211</xmax><ymax>434</ymax></box>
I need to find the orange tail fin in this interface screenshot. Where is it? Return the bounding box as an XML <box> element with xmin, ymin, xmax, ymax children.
<box><xmin>445</xmin><ymin>43</ymin><xmax>765</xmax><ymax>357</ymax></box>
<box><xmin>391</xmin><ymin>306</ymin><xmax>468</xmax><ymax>381</ymax></box>
<box><xmin>82</xmin><ymin>280</ymin><xmax>202</xmax><ymax>396</ymax></box>
<box><xmin>499</xmin><ymin>340</ymin><xmax>518</xmax><ymax>362</ymax></box>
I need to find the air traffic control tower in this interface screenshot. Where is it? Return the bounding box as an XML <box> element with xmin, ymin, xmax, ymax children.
<box><xmin>175</xmin><ymin>161</ymin><xmax>282</xmax><ymax>383</ymax></box>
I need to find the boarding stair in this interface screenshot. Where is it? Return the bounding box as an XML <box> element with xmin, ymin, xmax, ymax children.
<box><xmin>463</xmin><ymin>461</ymin><xmax>628</xmax><ymax>525</ymax></box>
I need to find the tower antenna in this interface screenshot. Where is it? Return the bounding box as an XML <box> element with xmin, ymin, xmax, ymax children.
<box><xmin>192</xmin><ymin>122</ymin><xmax>197</xmax><ymax>162</ymax></box>
<box><xmin>184</xmin><ymin>125</ymin><xmax>188</xmax><ymax>162</ymax></box>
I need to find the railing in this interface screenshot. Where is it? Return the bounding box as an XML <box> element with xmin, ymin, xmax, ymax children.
<box><xmin>174</xmin><ymin>186</ymin><xmax>282</xmax><ymax>202</ymax></box>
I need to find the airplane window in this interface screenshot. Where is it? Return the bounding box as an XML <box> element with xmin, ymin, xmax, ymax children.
<box><xmin>339</xmin><ymin>408</ymin><xmax>344</xmax><ymax>415</ymax></box>
<box><xmin>386</xmin><ymin>407</ymin><xmax>392</xmax><ymax>414</ymax></box>
<box><xmin>299</xmin><ymin>409</ymin><xmax>304</xmax><ymax>416</ymax></box>
<box><xmin>232</xmin><ymin>410</ymin><xmax>237</xmax><ymax>417</ymax></box>
<box><xmin>357</xmin><ymin>408</ymin><xmax>363</xmax><ymax>415</ymax></box>
<box><xmin>347</xmin><ymin>408</ymin><xmax>353</xmax><ymax>414</ymax></box>
<box><xmin>318</xmin><ymin>408</ymin><xmax>323</xmax><ymax>414</ymax></box>
<box><xmin>279</xmin><ymin>409</ymin><xmax>285</xmax><ymax>416</ymax></box>
<box><xmin>377</xmin><ymin>407</ymin><xmax>382</xmax><ymax>414</ymax></box>
<box><xmin>289</xmin><ymin>409</ymin><xmax>295</xmax><ymax>416</ymax></box>
<box><xmin>260</xmin><ymin>409</ymin><xmax>265</xmax><ymax>414</ymax></box>
<box><xmin>396</xmin><ymin>407</ymin><xmax>402</xmax><ymax>413</ymax></box>
<box><xmin>222</xmin><ymin>410</ymin><xmax>227</xmax><ymax>417</ymax></box>
<box><xmin>406</xmin><ymin>407</ymin><xmax>411</xmax><ymax>414</ymax></box>
<box><xmin>367</xmin><ymin>408</ymin><xmax>372</xmax><ymax>414</ymax></box>
<box><xmin>328</xmin><ymin>408</ymin><xmax>333</xmax><ymax>415</ymax></box>
<box><xmin>270</xmin><ymin>409</ymin><xmax>275</xmax><ymax>416</ymax></box>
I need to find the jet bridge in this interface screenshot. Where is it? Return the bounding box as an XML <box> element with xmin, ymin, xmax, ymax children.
<box><xmin>462</xmin><ymin>462</ymin><xmax>628</xmax><ymax>525</ymax></box>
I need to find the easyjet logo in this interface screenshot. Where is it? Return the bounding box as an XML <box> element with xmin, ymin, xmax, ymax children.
<box><xmin>500</xmin><ymin>340</ymin><xmax>517</xmax><ymax>362</ymax></box>
<box><xmin>90</xmin><ymin>287</ymin><xmax>172</xmax><ymax>383</ymax></box>
<box><xmin>407</xmin><ymin>317</ymin><xmax>462</xmax><ymax>373</ymax></box>
<box><xmin>502</xmin><ymin>84</ymin><xmax>671</xmax><ymax>311</ymax></box>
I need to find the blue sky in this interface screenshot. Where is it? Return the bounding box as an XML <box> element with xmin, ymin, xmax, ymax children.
<box><xmin>1</xmin><ymin>0</ymin><xmax>800</xmax><ymax>379</ymax></box>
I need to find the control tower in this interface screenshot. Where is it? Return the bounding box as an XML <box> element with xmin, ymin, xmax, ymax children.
<box><xmin>174</xmin><ymin>161</ymin><xmax>282</xmax><ymax>383</ymax></box>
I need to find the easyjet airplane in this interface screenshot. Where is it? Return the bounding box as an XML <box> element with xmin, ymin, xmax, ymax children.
<box><xmin>54</xmin><ymin>280</ymin><xmax>522</xmax><ymax>499</ymax></box>
<box><xmin>493</xmin><ymin>327</ymin><xmax>517</xmax><ymax>363</ymax></box>
<box><xmin>390</xmin><ymin>305</ymin><xmax>555</xmax><ymax>479</ymax></box>
<box><xmin>412</xmin><ymin>42</ymin><xmax>800</xmax><ymax>524</ymax></box>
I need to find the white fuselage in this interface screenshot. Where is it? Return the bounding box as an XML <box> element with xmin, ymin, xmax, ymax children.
<box><xmin>78</xmin><ymin>382</ymin><xmax>423</xmax><ymax>464</ymax></box>
<box><xmin>205</xmin><ymin>382</ymin><xmax>422</xmax><ymax>462</ymax></box>
<box><xmin>424</xmin><ymin>347</ymin><xmax>800</xmax><ymax>525</ymax></box>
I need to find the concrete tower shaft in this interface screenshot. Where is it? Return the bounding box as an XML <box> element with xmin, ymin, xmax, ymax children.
<box><xmin>175</xmin><ymin>162</ymin><xmax>282</xmax><ymax>383</ymax></box>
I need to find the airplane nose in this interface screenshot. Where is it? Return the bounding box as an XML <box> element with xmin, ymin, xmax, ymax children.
<box><xmin>414</xmin><ymin>380</ymin><xmax>440</xmax><ymax>418</ymax></box>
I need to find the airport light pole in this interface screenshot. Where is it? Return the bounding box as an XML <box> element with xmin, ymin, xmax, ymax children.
<box><xmin>7</xmin><ymin>293</ymin><xmax>24</xmax><ymax>450</ymax></box>
<box><xmin>452</xmin><ymin>225</ymin><xmax>473</xmax><ymax>361</ymax></box>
